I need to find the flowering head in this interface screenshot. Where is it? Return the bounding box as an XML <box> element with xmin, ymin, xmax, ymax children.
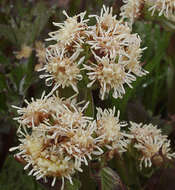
<box><xmin>60</xmin><ymin>122</ymin><xmax>103</xmax><ymax>165</ymax></box>
<box><xmin>9</xmin><ymin>130</ymin><xmax>81</xmax><ymax>189</ymax></box>
<box><xmin>129</xmin><ymin>122</ymin><xmax>175</xmax><ymax>168</ymax></box>
<box><xmin>39</xmin><ymin>48</ymin><xmax>84</xmax><ymax>92</ymax></box>
<box><xmin>46</xmin><ymin>11</ymin><xmax>88</xmax><ymax>48</ymax></box>
<box><xmin>95</xmin><ymin>107</ymin><xmax>130</xmax><ymax>153</ymax></box>
<box><xmin>12</xmin><ymin>92</ymin><xmax>52</xmax><ymax>126</ymax></box>
<box><xmin>120</xmin><ymin>0</ymin><xmax>145</xmax><ymax>25</ymax></box>
<box><xmin>84</xmin><ymin>55</ymin><xmax>136</xmax><ymax>100</ymax></box>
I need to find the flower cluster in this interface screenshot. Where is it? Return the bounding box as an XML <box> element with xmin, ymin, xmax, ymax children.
<box><xmin>129</xmin><ymin>122</ymin><xmax>175</xmax><ymax>168</ymax></box>
<box><xmin>10</xmin><ymin>92</ymin><xmax>131</xmax><ymax>189</ymax></box>
<box><xmin>84</xmin><ymin>6</ymin><xmax>147</xmax><ymax>99</ymax></box>
<box><xmin>37</xmin><ymin>6</ymin><xmax>147</xmax><ymax>100</ymax></box>
<box><xmin>10</xmin><ymin>4</ymin><xmax>175</xmax><ymax>190</ymax></box>
<box><xmin>39</xmin><ymin>48</ymin><xmax>84</xmax><ymax>92</ymax></box>
<box><xmin>95</xmin><ymin>107</ymin><xmax>131</xmax><ymax>152</ymax></box>
<box><xmin>120</xmin><ymin>0</ymin><xmax>145</xmax><ymax>25</ymax></box>
<box><xmin>120</xmin><ymin>0</ymin><xmax>175</xmax><ymax>24</ymax></box>
<box><xmin>46</xmin><ymin>11</ymin><xmax>88</xmax><ymax>48</ymax></box>
<box><xmin>37</xmin><ymin>11</ymin><xmax>88</xmax><ymax>94</ymax></box>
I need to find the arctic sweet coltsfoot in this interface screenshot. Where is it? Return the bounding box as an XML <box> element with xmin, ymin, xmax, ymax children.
<box><xmin>10</xmin><ymin>93</ymin><xmax>102</xmax><ymax>189</ymax></box>
<box><xmin>10</xmin><ymin>5</ymin><xmax>175</xmax><ymax>190</ymax></box>
<box><xmin>37</xmin><ymin>5</ymin><xmax>147</xmax><ymax>99</ymax></box>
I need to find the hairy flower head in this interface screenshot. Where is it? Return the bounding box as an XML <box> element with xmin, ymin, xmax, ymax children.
<box><xmin>12</xmin><ymin>92</ymin><xmax>52</xmax><ymax>126</ymax></box>
<box><xmin>120</xmin><ymin>0</ymin><xmax>145</xmax><ymax>25</ymax></box>
<box><xmin>12</xmin><ymin>92</ymin><xmax>91</xmax><ymax>130</ymax></box>
<box><xmin>46</xmin><ymin>11</ymin><xmax>88</xmax><ymax>48</ymax></box>
<box><xmin>96</xmin><ymin>107</ymin><xmax>131</xmax><ymax>153</ymax></box>
<box><xmin>129</xmin><ymin>122</ymin><xmax>163</xmax><ymax>141</ymax></box>
<box><xmin>39</xmin><ymin>48</ymin><xmax>84</xmax><ymax>93</ymax></box>
<box><xmin>129</xmin><ymin>122</ymin><xmax>175</xmax><ymax>168</ymax></box>
<box><xmin>10</xmin><ymin>95</ymin><xmax>95</xmax><ymax>189</ymax></box>
<box><xmin>84</xmin><ymin>55</ymin><xmax>136</xmax><ymax>100</ymax></box>
<box><xmin>9</xmin><ymin>131</ymin><xmax>81</xmax><ymax>189</ymax></box>
<box><xmin>85</xmin><ymin>6</ymin><xmax>147</xmax><ymax>98</ymax></box>
<box><xmin>90</xmin><ymin>5</ymin><xmax>118</xmax><ymax>31</ymax></box>
<box><xmin>60</xmin><ymin>122</ymin><xmax>103</xmax><ymax>165</ymax></box>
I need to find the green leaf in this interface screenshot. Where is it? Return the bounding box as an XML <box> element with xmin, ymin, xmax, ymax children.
<box><xmin>84</xmin><ymin>89</ymin><xmax>94</xmax><ymax>117</ymax></box>
<box><xmin>100</xmin><ymin>167</ymin><xmax>127</xmax><ymax>190</ymax></box>
<box><xmin>0</xmin><ymin>92</ymin><xmax>7</xmax><ymax>112</ymax></box>
<box><xmin>30</xmin><ymin>2</ymin><xmax>51</xmax><ymax>43</ymax></box>
<box><xmin>65</xmin><ymin>178</ymin><xmax>81</xmax><ymax>190</ymax></box>
<box><xmin>0</xmin><ymin>74</ymin><xmax>7</xmax><ymax>90</ymax></box>
<box><xmin>0</xmin><ymin>24</ymin><xmax>16</xmax><ymax>44</ymax></box>
<box><xmin>0</xmin><ymin>51</ymin><xmax>10</xmax><ymax>64</ymax></box>
<box><xmin>0</xmin><ymin>155</ymin><xmax>44</xmax><ymax>190</ymax></box>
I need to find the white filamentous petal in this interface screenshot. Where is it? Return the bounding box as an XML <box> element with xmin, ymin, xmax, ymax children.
<box><xmin>147</xmin><ymin>0</ymin><xmax>175</xmax><ymax>19</ymax></box>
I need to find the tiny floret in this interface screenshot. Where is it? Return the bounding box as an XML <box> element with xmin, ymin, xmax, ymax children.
<box><xmin>15</xmin><ymin>44</ymin><xmax>32</xmax><ymax>59</ymax></box>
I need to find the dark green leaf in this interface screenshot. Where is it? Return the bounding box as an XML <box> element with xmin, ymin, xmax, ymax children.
<box><xmin>65</xmin><ymin>178</ymin><xmax>81</xmax><ymax>190</ymax></box>
<box><xmin>100</xmin><ymin>167</ymin><xmax>127</xmax><ymax>190</ymax></box>
<box><xmin>0</xmin><ymin>24</ymin><xmax>16</xmax><ymax>44</ymax></box>
<box><xmin>0</xmin><ymin>155</ymin><xmax>44</xmax><ymax>190</ymax></box>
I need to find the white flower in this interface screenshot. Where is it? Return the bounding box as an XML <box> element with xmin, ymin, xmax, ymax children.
<box><xmin>120</xmin><ymin>0</ymin><xmax>175</xmax><ymax>22</ymax></box>
<box><xmin>120</xmin><ymin>0</ymin><xmax>145</xmax><ymax>25</ymax></box>
<box><xmin>12</xmin><ymin>92</ymin><xmax>52</xmax><ymax>127</ymax></box>
<box><xmin>84</xmin><ymin>55</ymin><xmax>136</xmax><ymax>100</ymax></box>
<box><xmin>89</xmin><ymin>5</ymin><xmax>118</xmax><ymax>31</ymax></box>
<box><xmin>129</xmin><ymin>122</ymin><xmax>163</xmax><ymax>141</ymax></box>
<box><xmin>129</xmin><ymin>122</ymin><xmax>175</xmax><ymax>169</ymax></box>
<box><xmin>120</xmin><ymin>42</ymin><xmax>148</xmax><ymax>77</ymax></box>
<box><xmin>60</xmin><ymin>122</ymin><xmax>103</xmax><ymax>165</ymax></box>
<box><xmin>12</xmin><ymin>92</ymin><xmax>91</xmax><ymax>130</ymax></box>
<box><xmin>85</xmin><ymin>6</ymin><xmax>147</xmax><ymax>91</ymax></box>
<box><xmin>46</xmin><ymin>11</ymin><xmax>89</xmax><ymax>48</ymax></box>
<box><xmin>10</xmin><ymin>96</ymin><xmax>96</xmax><ymax>189</ymax></box>
<box><xmin>135</xmin><ymin>135</ymin><xmax>164</xmax><ymax>168</ymax></box>
<box><xmin>87</xmin><ymin>6</ymin><xmax>134</xmax><ymax>60</ymax></box>
<box><xmin>39</xmin><ymin>47</ymin><xmax>84</xmax><ymax>93</ymax></box>
<box><xmin>42</xmin><ymin>98</ymin><xmax>93</xmax><ymax>139</ymax></box>
<box><xmin>95</xmin><ymin>107</ymin><xmax>131</xmax><ymax>153</ymax></box>
<box><xmin>9</xmin><ymin>131</ymin><xmax>81</xmax><ymax>190</ymax></box>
